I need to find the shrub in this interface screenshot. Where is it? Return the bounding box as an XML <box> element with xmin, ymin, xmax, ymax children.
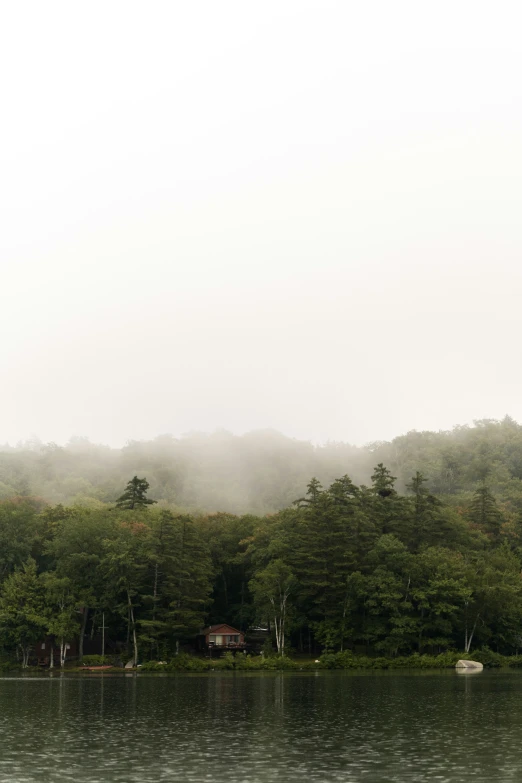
<box><xmin>318</xmin><ymin>651</ymin><xmax>465</xmax><ymax>670</ymax></box>
<box><xmin>471</xmin><ymin>649</ymin><xmax>505</xmax><ymax>668</ymax></box>
<box><xmin>165</xmin><ymin>654</ymin><xmax>209</xmax><ymax>672</ymax></box>
<box><xmin>139</xmin><ymin>660</ymin><xmax>168</xmax><ymax>671</ymax></box>
<box><xmin>81</xmin><ymin>655</ymin><xmax>110</xmax><ymax>666</ymax></box>
<box><xmin>261</xmin><ymin>638</ymin><xmax>274</xmax><ymax>657</ymax></box>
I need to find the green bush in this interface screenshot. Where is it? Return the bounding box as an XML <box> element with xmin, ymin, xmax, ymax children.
<box><xmin>139</xmin><ymin>660</ymin><xmax>168</xmax><ymax>671</ymax></box>
<box><xmin>228</xmin><ymin>653</ymin><xmax>261</xmax><ymax>670</ymax></box>
<box><xmin>318</xmin><ymin>651</ymin><xmax>466</xmax><ymax>670</ymax></box>
<box><xmin>81</xmin><ymin>655</ymin><xmax>111</xmax><ymax>666</ymax></box>
<box><xmin>165</xmin><ymin>654</ymin><xmax>209</xmax><ymax>672</ymax></box>
<box><xmin>472</xmin><ymin>649</ymin><xmax>507</xmax><ymax>668</ymax></box>
<box><xmin>206</xmin><ymin>652</ymin><xmax>300</xmax><ymax>671</ymax></box>
<box><xmin>261</xmin><ymin>638</ymin><xmax>274</xmax><ymax>657</ymax></box>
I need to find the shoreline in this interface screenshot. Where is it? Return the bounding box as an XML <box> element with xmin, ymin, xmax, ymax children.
<box><xmin>3</xmin><ymin>650</ymin><xmax>522</xmax><ymax>674</ymax></box>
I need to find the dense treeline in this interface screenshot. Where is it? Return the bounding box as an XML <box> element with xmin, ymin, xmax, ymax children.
<box><xmin>1</xmin><ymin>458</ymin><xmax>522</xmax><ymax>667</ymax></box>
<box><xmin>4</xmin><ymin>418</ymin><xmax>522</xmax><ymax>516</ymax></box>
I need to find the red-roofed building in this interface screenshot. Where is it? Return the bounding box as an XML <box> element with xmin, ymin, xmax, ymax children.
<box><xmin>200</xmin><ymin>624</ymin><xmax>245</xmax><ymax>649</ymax></box>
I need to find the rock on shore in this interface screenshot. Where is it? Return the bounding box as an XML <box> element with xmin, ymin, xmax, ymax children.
<box><xmin>455</xmin><ymin>659</ymin><xmax>484</xmax><ymax>671</ymax></box>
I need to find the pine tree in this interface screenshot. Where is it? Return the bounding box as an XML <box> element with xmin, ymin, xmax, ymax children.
<box><xmin>406</xmin><ymin>472</ymin><xmax>442</xmax><ymax>551</ymax></box>
<box><xmin>162</xmin><ymin>514</ymin><xmax>213</xmax><ymax>653</ymax></box>
<box><xmin>116</xmin><ymin>476</ymin><xmax>157</xmax><ymax>510</ymax></box>
<box><xmin>371</xmin><ymin>464</ymin><xmax>397</xmax><ymax>498</ymax></box>
<box><xmin>289</xmin><ymin>486</ymin><xmax>355</xmax><ymax>650</ymax></box>
<box><xmin>468</xmin><ymin>484</ymin><xmax>503</xmax><ymax>541</ymax></box>
<box><xmin>294</xmin><ymin>477</ymin><xmax>323</xmax><ymax>507</ymax></box>
<box><xmin>370</xmin><ymin>463</ymin><xmax>406</xmax><ymax>537</ymax></box>
<box><xmin>329</xmin><ymin>476</ymin><xmax>378</xmax><ymax>567</ymax></box>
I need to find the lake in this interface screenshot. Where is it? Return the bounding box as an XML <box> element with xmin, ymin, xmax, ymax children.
<box><xmin>0</xmin><ymin>670</ymin><xmax>520</xmax><ymax>782</ymax></box>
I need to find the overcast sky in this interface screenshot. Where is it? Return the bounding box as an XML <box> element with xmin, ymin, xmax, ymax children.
<box><xmin>1</xmin><ymin>1</ymin><xmax>521</xmax><ymax>447</ymax></box>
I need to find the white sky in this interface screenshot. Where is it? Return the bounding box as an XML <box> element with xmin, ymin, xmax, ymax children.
<box><xmin>1</xmin><ymin>0</ymin><xmax>522</xmax><ymax>447</ymax></box>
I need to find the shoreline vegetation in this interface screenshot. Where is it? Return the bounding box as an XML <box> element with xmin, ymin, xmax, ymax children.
<box><xmin>2</xmin><ymin>419</ymin><xmax>522</xmax><ymax>669</ymax></box>
<box><xmin>3</xmin><ymin>651</ymin><xmax>522</xmax><ymax>674</ymax></box>
<box><xmin>104</xmin><ymin>650</ymin><xmax>522</xmax><ymax>671</ymax></box>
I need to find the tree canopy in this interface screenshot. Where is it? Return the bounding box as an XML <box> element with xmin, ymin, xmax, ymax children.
<box><xmin>0</xmin><ymin>426</ymin><xmax>522</xmax><ymax>666</ymax></box>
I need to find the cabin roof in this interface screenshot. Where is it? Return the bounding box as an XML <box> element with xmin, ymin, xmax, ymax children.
<box><xmin>200</xmin><ymin>624</ymin><xmax>242</xmax><ymax>636</ymax></box>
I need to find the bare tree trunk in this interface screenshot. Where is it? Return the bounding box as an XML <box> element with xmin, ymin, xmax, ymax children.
<box><xmin>101</xmin><ymin>612</ymin><xmax>105</xmax><ymax>658</ymax></box>
<box><xmin>90</xmin><ymin>610</ymin><xmax>97</xmax><ymax>640</ymax></box>
<box><xmin>270</xmin><ymin>594</ymin><xmax>288</xmax><ymax>656</ymax></box>
<box><xmin>49</xmin><ymin>641</ymin><xmax>54</xmax><ymax>669</ymax></box>
<box><xmin>152</xmin><ymin>561</ymin><xmax>159</xmax><ymax>659</ymax></box>
<box><xmin>465</xmin><ymin>614</ymin><xmax>480</xmax><ymax>653</ymax></box>
<box><xmin>60</xmin><ymin>638</ymin><xmax>67</xmax><ymax>667</ymax></box>
<box><xmin>127</xmin><ymin>590</ymin><xmax>138</xmax><ymax>666</ymax></box>
<box><xmin>126</xmin><ymin>603</ymin><xmax>131</xmax><ymax>653</ymax></box>
<box><xmin>340</xmin><ymin>594</ymin><xmax>348</xmax><ymax>653</ymax></box>
<box><xmin>131</xmin><ymin>616</ymin><xmax>138</xmax><ymax>667</ymax></box>
<box><xmin>273</xmin><ymin>612</ymin><xmax>280</xmax><ymax>654</ymax></box>
<box><xmin>240</xmin><ymin>579</ymin><xmax>245</xmax><ymax>632</ymax></box>
<box><xmin>78</xmin><ymin>607</ymin><xmax>89</xmax><ymax>662</ymax></box>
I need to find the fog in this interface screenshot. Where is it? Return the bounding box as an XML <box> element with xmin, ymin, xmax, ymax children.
<box><xmin>2</xmin><ymin>1</ymin><xmax>522</xmax><ymax>448</ymax></box>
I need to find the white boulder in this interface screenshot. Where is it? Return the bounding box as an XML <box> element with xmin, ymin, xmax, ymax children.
<box><xmin>455</xmin><ymin>659</ymin><xmax>483</xmax><ymax>671</ymax></box>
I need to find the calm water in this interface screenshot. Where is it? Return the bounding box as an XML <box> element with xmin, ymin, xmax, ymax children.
<box><xmin>0</xmin><ymin>670</ymin><xmax>521</xmax><ymax>782</ymax></box>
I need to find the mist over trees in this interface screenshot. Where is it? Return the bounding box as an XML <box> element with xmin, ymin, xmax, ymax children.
<box><xmin>2</xmin><ymin>417</ymin><xmax>522</xmax><ymax>516</ymax></box>
<box><xmin>2</xmin><ymin>418</ymin><xmax>522</xmax><ymax>664</ymax></box>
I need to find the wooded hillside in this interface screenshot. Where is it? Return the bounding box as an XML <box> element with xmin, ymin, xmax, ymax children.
<box><xmin>2</xmin><ymin>417</ymin><xmax>522</xmax><ymax>515</ymax></box>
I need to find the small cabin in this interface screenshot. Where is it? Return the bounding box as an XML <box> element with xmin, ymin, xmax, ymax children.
<box><xmin>33</xmin><ymin>636</ymin><xmax>78</xmax><ymax>666</ymax></box>
<box><xmin>200</xmin><ymin>624</ymin><xmax>245</xmax><ymax>649</ymax></box>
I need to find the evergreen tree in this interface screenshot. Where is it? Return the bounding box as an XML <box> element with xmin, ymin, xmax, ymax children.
<box><xmin>406</xmin><ymin>472</ymin><xmax>442</xmax><ymax>551</ymax></box>
<box><xmin>468</xmin><ymin>483</ymin><xmax>503</xmax><ymax>541</ymax></box>
<box><xmin>140</xmin><ymin>511</ymin><xmax>213</xmax><ymax>657</ymax></box>
<box><xmin>330</xmin><ymin>476</ymin><xmax>378</xmax><ymax>565</ymax></box>
<box><xmin>163</xmin><ymin>514</ymin><xmax>213</xmax><ymax>653</ymax></box>
<box><xmin>370</xmin><ymin>463</ymin><xmax>407</xmax><ymax>537</ymax></box>
<box><xmin>116</xmin><ymin>476</ymin><xmax>157</xmax><ymax>510</ymax></box>
<box><xmin>294</xmin><ymin>477</ymin><xmax>323</xmax><ymax>507</ymax></box>
<box><xmin>371</xmin><ymin>464</ymin><xmax>397</xmax><ymax>498</ymax></box>
<box><xmin>289</xmin><ymin>487</ymin><xmax>355</xmax><ymax>650</ymax></box>
<box><xmin>199</xmin><ymin>512</ymin><xmax>256</xmax><ymax>631</ymax></box>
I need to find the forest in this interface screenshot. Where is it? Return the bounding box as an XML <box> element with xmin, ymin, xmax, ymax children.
<box><xmin>2</xmin><ymin>417</ymin><xmax>522</xmax><ymax>667</ymax></box>
<box><xmin>3</xmin><ymin>417</ymin><xmax>522</xmax><ymax>515</ymax></box>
